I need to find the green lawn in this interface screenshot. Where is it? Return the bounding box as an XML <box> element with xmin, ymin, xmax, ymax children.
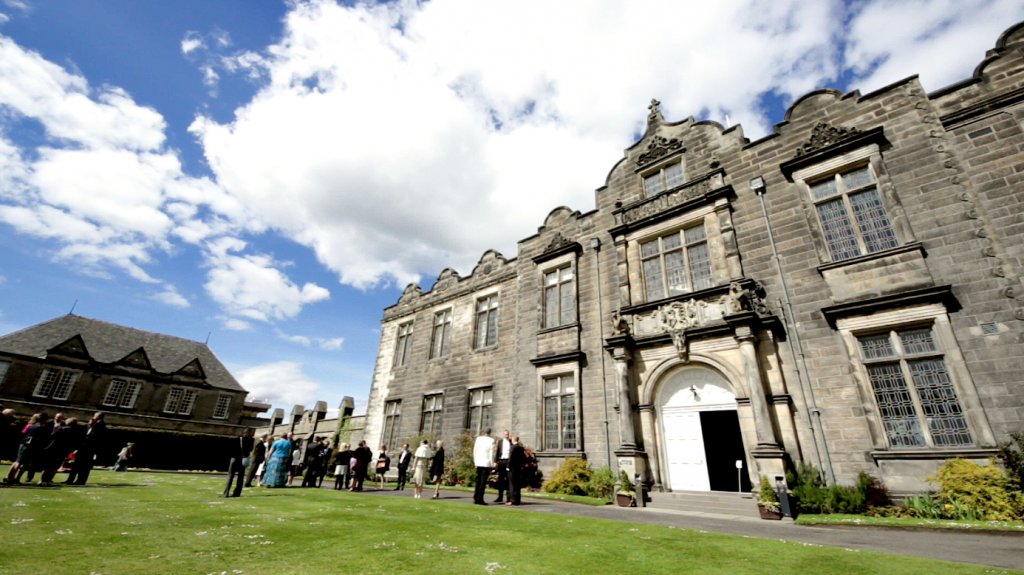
<box><xmin>796</xmin><ymin>513</ymin><xmax>1024</xmax><ymax>532</ymax></box>
<box><xmin>0</xmin><ymin>468</ymin><xmax>1018</xmax><ymax>575</ymax></box>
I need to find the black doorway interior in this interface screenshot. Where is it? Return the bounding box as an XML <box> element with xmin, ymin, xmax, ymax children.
<box><xmin>700</xmin><ymin>410</ymin><xmax>751</xmax><ymax>492</ymax></box>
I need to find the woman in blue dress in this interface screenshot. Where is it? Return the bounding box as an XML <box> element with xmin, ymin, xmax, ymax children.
<box><xmin>263</xmin><ymin>433</ymin><xmax>293</xmax><ymax>487</ymax></box>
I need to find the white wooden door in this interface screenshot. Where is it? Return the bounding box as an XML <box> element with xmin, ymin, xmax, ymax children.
<box><xmin>662</xmin><ymin>410</ymin><xmax>710</xmax><ymax>491</ymax></box>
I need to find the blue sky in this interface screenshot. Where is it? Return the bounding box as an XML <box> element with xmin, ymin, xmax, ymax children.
<box><xmin>1</xmin><ymin>0</ymin><xmax>1022</xmax><ymax>417</ymax></box>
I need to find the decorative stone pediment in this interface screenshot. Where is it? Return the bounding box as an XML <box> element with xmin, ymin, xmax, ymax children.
<box><xmin>431</xmin><ymin>268</ymin><xmax>461</xmax><ymax>292</ymax></box>
<box><xmin>47</xmin><ymin>334</ymin><xmax>90</xmax><ymax>360</ymax></box>
<box><xmin>794</xmin><ymin>122</ymin><xmax>862</xmax><ymax>157</ymax></box>
<box><xmin>657</xmin><ymin>299</ymin><xmax>710</xmax><ymax>362</ymax></box>
<box><xmin>472</xmin><ymin>249</ymin><xmax>508</xmax><ymax>276</ymax></box>
<box><xmin>398</xmin><ymin>283</ymin><xmax>422</xmax><ymax>305</ymax></box>
<box><xmin>533</xmin><ymin>232</ymin><xmax>582</xmax><ymax>264</ymax></box>
<box><xmin>116</xmin><ymin>347</ymin><xmax>152</xmax><ymax>370</ymax></box>
<box><xmin>637</xmin><ymin>135</ymin><xmax>685</xmax><ymax>166</ymax></box>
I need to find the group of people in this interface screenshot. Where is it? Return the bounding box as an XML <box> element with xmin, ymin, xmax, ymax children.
<box><xmin>473</xmin><ymin>429</ymin><xmax>526</xmax><ymax>506</ymax></box>
<box><xmin>1</xmin><ymin>407</ymin><xmax>111</xmax><ymax>486</ymax></box>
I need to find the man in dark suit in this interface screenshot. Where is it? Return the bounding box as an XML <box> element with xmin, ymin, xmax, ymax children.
<box><xmin>352</xmin><ymin>440</ymin><xmax>372</xmax><ymax>491</ymax></box>
<box><xmin>506</xmin><ymin>435</ymin><xmax>525</xmax><ymax>506</ymax></box>
<box><xmin>316</xmin><ymin>441</ymin><xmax>331</xmax><ymax>488</ymax></box>
<box><xmin>302</xmin><ymin>437</ymin><xmax>323</xmax><ymax>488</ymax></box>
<box><xmin>494</xmin><ymin>430</ymin><xmax>512</xmax><ymax>503</ymax></box>
<box><xmin>245</xmin><ymin>434</ymin><xmax>269</xmax><ymax>487</ymax></box>
<box><xmin>38</xmin><ymin>413</ymin><xmax>77</xmax><ymax>485</ymax></box>
<box><xmin>394</xmin><ymin>443</ymin><xmax>412</xmax><ymax>490</ymax></box>
<box><xmin>221</xmin><ymin>429</ymin><xmax>254</xmax><ymax>497</ymax></box>
<box><xmin>67</xmin><ymin>412</ymin><xmax>106</xmax><ymax>485</ymax></box>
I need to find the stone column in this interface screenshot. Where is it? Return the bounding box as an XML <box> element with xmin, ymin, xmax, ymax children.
<box><xmin>638</xmin><ymin>404</ymin><xmax>662</xmax><ymax>489</ymax></box>
<box><xmin>615</xmin><ymin>354</ymin><xmax>636</xmax><ymax>449</ymax></box>
<box><xmin>735</xmin><ymin>325</ymin><xmax>780</xmax><ymax>448</ymax></box>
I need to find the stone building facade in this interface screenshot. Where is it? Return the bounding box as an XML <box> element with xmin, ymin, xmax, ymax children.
<box><xmin>0</xmin><ymin>314</ymin><xmax>268</xmax><ymax>468</ymax></box>
<box><xmin>363</xmin><ymin>21</ymin><xmax>1024</xmax><ymax>494</ymax></box>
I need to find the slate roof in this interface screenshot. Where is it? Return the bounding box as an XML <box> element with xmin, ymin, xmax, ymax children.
<box><xmin>0</xmin><ymin>314</ymin><xmax>246</xmax><ymax>392</ymax></box>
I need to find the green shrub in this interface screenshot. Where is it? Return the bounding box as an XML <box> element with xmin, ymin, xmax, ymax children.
<box><xmin>929</xmin><ymin>458</ymin><xmax>1023</xmax><ymax>521</ymax></box>
<box><xmin>587</xmin><ymin>465</ymin><xmax>616</xmax><ymax>499</ymax></box>
<box><xmin>997</xmin><ymin>431</ymin><xmax>1024</xmax><ymax>493</ymax></box>
<box><xmin>758</xmin><ymin>476</ymin><xmax>780</xmax><ymax>512</ymax></box>
<box><xmin>904</xmin><ymin>494</ymin><xmax>943</xmax><ymax>519</ymax></box>
<box><xmin>541</xmin><ymin>457</ymin><xmax>592</xmax><ymax>495</ymax></box>
<box><xmin>618</xmin><ymin>470</ymin><xmax>635</xmax><ymax>495</ymax></box>
<box><xmin>446</xmin><ymin>433</ymin><xmax>477</xmax><ymax>487</ymax></box>
<box><xmin>786</xmin><ymin>463</ymin><xmax>879</xmax><ymax>515</ymax></box>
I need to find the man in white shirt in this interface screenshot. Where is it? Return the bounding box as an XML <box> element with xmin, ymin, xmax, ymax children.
<box><xmin>472</xmin><ymin>428</ymin><xmax>496</xmax><ymax>505</ymax></box>
<box><xmin>494</xmin><ymin>430</ymin><xmax>512</xmax><ymax>503</ymax></box>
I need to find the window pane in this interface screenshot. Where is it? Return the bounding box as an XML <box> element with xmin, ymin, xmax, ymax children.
<box><xmin>213</xmin><ymin>395</ymin><xmax>231</xmax><ymax>419</ymax></box>
<box><xmin>559</xmin><ymin>282</ymin><xmax>574</xmax><ymax>325</ymax></box>
<box><xmin>664</xmin><ymin>163</ymin><xmax>684</xmax><ymax>189</ymax></box>
<box><xmin>164</xmin><ymin>388</ymin><xmax>183</xmax><ymax>412</ymax></box>
<box><xmin>561</xmin><ymin>394</ymin><xmax>576</xmax><ymax>450</ymax></box>
<box><xmin>486</xmin><ymin>309</ymin><xmax>498</xmax><ymax>346</ymax></box>
<box><xmin>644</xmin><ymin>173</ymin><xmax>664</xmax><ymax>196</ymax></box>
<box><xmin>664</xmin><ymin>250</ymin><xmax>688</xmax><ymax>295</ymax></box>
<box><xmin>559</xmin><ymin>268</ymin><xmax>573</xmax><ymax>282</ymax></box>
<box><xmin>688</xmin><ymin>242</ymin><xmax>714</xmax><ymax>291</ymax></box>
<box><xmin>867</xmin><ymin>364</ymin><xmax>926</xmax><ymax>448</ymax></box>
<box><xmin>899</xmin><ymin>328</ymin><xmax>938</xmax><ymax>355</ymax></box>
<box><xmin>179</xmin><ymin>390</ymin><xmax>198</xmax><ymax>415</ymax></box>
<box><xmin>859</xmin><ymin>334</ymin><xmax>894</xmax><ymax>359</ymax></box>
<box><xmin>661</xmin><ymin>233</ymin><xmax>681</xmax><ymax>251</ymax></box>
<box><xmin>440</xmin><ymin>323</ymin><xmax>450</xmax><ymax>356</ymax></box>
<box><xmin>643</xmin><ymin>258</ymin><xmax>665</xmax><ymax>301</ymax></box>
<box><xmin>52</xmin><ymin>371</ymin><xmax>77</xmax><ymax>400</ymax></box>
<box><xmin>640</xmin><ymin>239</ymin><xmax>660</xmax><ymax>258</ymax></box>
<box><xmin>850</xmin><ymin>188</ymin><xmax>898</xmax><ymax>254</ymax></box>
<box><xmin>842</xmin><ymin>166</ymin><xmax>874</xmax><ymax>189</ymax></box>
<box><xmin>544</xmin><ymin>270</ymin><xmax>557</xmax><ymax>286</ymax></box>
<box><xmin>0</xmin><ymin>360</ymin><xmax>9</xmax><ymax>383</ymax></box>
<box><xmin>34</xmin><ymin>369</ymin><xmax>59</xmax><ymax>397</ymax></box>
<box><xmin>120</xmin><ymin>382</ymin><xmax>142</xmax><ymax>408</ymax></box>
<box><xmin>544</xmin><ymin>377</ymin><xmax>559</xmax><ymax>396</ymax></box>
<box><xmin>545</xmin><ymin>285</ymin><xmax>558</xmax><ymax>327</ymax></box>
<box><xmin>476</xmin><ymin>312</ymin><xmax>488</xmax><ymax>348</ymax></box>
<box><xmin>103</xmin><ymin>380</ymin><xmax>126</xmax><ymax>406</ymax></box>
<box><xmin>683</xmin><ymin>224</ymin><xmax>706</xmax><ymax>244</ymax></box>
<box><xmin>909</xmin><ymin>359</ymin><xmax>972</xmax><ymax>447</ymax></box>
<box><xmin>544</xmin><ymin>397</ymin><xmax>559</xmax><ymax>450</ymax></box>
<box><xmin>817</xmin><ymin>198</ymin><xmax>861</xmax><ymax>260</ymax></box>
<box><xmin>561</xmin><ymin>374</ymin><xmax>575</xmax><ymax>394</ymax></box>
<box><xmin>810</xmin><ymin>178</ymin><xmax>839</xmax><ymax>201</ymax></box>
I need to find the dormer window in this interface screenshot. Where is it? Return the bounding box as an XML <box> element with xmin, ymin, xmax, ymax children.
<box><xmin>643</xmin><ymin>162</ymin><xmax>684</xmax><ymax>197</ymax></box>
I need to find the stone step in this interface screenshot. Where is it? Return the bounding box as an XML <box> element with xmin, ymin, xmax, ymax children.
<box><xmin>646</xmin><ymin>490</ymin><xmax>760</xmax><ymax>518</ymax></box>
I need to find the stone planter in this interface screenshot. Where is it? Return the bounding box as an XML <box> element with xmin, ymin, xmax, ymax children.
<box><xmin>616</xmin><ymin>493</ymin><xmax>635</xmax><ymax>507</ymax></box>
<box><xmin>757</xmin><ymin>503</ymin><xmax>782</xmax><ymax>520</ymax></box>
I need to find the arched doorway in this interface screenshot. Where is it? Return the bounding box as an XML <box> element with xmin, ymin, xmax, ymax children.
<box><xmin>657</xmin><ymin>365</ymin><xmax>751</xmax><ymax>492</ymax></box>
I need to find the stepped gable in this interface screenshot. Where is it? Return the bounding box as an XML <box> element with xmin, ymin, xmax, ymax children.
<box><xmin>0</xmin><ymin>314</ymin><xmax>244</xmax><ymax>392</ymax></box>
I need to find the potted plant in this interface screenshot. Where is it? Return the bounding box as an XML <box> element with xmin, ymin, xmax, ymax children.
<box><xmin>757</xmin><ymin>476</ymin><xmax>782</xmax><ymax>520</ymax></box>
<box><xmin>616</xmin><ymin>470</ymin><xmax>636</xmax><ymax>507</ymax></box>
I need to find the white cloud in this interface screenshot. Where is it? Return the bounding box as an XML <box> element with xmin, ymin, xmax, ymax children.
<box><xmin>203</xmin><ymin>236</ymin><xmax>330</xmax><ymax>322</ymax></box>
<box><xmin>220</xmin><ymin>316</ymin><xmax>252</xmax><ymax>331</ymax></box>
<box><xmin>275</xmin><ymin>328</ymin><xmax>344</xmax><ymax>350</ymax></box>
<box><xmin>845</xmin><ymin>0</ymin><xmax>1024</xmax><ymax>93</ymax></box>
<box><xmin>235</xmin><ymin>360</ymin><xmax>322</xmax><ymax>408</ymax></box>
<box><xmin>181</xmin><ymin>32</ymin><xmax>204</xmax><ymax>55</ymax></box>
<box><xmin>153</xmin><ymin>285</ymin><xmax>189</xmax><ymax>308</ymax></box>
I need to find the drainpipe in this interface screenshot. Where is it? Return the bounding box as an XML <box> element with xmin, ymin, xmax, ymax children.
<box><xmin>751</xmin><ymin>176</ymin><xmax>836</xmax><ymax>485</ymax></box>
<box><xmin>591</xmin><ymin>237</ymin><xmax>614</xmax><ymax>469</ymax></box>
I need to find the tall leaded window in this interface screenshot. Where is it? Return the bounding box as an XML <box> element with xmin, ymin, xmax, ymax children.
<box><xmin>102</xmin><ymin>379</ymin><xmax>142</xmax><ymax>408</ymax></box>
<box><xmin>164</xmin><ymin>387</ymin><xmax>199</xmax><ymax>415</ymax></box>
<box><xmin>811</xmin><ymin>165</ymin><xmax>898</xmax><ymax>262</ymax></box>
<box><xmin>475</xmin><ymin>295</ymin><xmax>499</xmax><ymax>348</ymax></box>
<box><xmin>543</xmin><ymin>375</ymin><xmax>577</xmax><ymax>451</ymax></box>
<box><xmin>0</xmin><ymin>360</ymin><xmax>10</xmax><ymax>386</ymax></box>
<box><xmin>858</xmin><ymin>327</ymin><xmax>972</xmax><ymax>449</ymax></box>
<box><xmin>393</xmin><ymin>322</ymin><xmax>413</xmax><ymax>367</ymax></box>
<box><xmin>641</xmin><ymin>223</ymin><xmax>713</xmax><ymax>301</ymax></box>
<box><xmin>32</xmin><ymin>368</ymin><xmax>79</xmax><ymax>400</ymax></box>
<box><xmin>643</xmin><ymin>162</ymin><xmax>684</xmax><ymax>197</ymax></box>
<box><xmin>430</xmin><ymin>310</ymin><xmax>452</xmax><ymax>359</ymax></box>
<box><xmin>467</xmin><ymin>387</ymin><xmax>492</xmax><ymax>434</ymax></box>
<box><xmin>420</xmin><ymin>394</ymin><xmax>443</xmax><ymax>435</ymax></box>
<box><xmin>382</xmin><ymin>400</ymin><xmax>402</xmax><ymax>448</ymax></box>
<box><xmin>543</xmin><ymin>267</ymin><xmax>575</xmax><ymax>328</ymax></box>
<box><xmin>212</xmin><ymin>395</ymin><xmax>232</xmax><ymax>419</ymax></box>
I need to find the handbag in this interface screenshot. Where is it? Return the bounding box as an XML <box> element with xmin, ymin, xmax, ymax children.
<box><xmin>375</xmin><ymin>460</ymin><xmax>387</xmax><ymax>470</ymax></box>
<box><xmin>242</xmin><ymin>458</ymin><xmax>250</xmax><ymax>467</ymax></box>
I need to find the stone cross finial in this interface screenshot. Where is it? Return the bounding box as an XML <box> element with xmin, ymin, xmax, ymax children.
<box><xmin>648</xmin><ymin>98</ymin><xmax>661</xmax><ymax>112</ymax></box>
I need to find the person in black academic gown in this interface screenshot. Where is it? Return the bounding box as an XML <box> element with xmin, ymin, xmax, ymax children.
<box><xmin>506</xmin><ymin>435</ymin><xmax>525</xmax><ymax>506</ymax></box>
<box><xmin>222</xmin><ymin>429</ymin><xmax>255</xmax><ymax>497</ymax></box>
<box><xmin>67</xmin><ymin>412</ymin><xmax>106</xmax><ymax>486</ymax></box>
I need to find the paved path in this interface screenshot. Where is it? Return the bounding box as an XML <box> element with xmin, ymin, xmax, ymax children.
<box><xmin>337</xmin><ymin>485</ymin><xmax>1024</xmax><ymax>571</ymax></box>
